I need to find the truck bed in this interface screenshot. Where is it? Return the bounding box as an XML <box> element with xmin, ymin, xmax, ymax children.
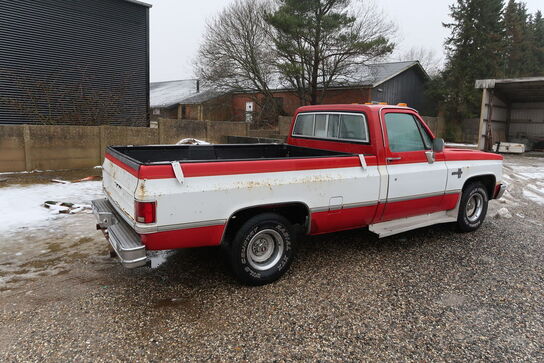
<box><xmin>107</xmin><ymin>144</ymin><xmax>354</xmax><ymax>165</ymax></box>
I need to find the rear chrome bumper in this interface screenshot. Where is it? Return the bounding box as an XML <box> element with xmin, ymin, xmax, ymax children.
<box><xmin>92</xmin><ymin>198</ymin><xmax>148</xmax><ymax>269</ymax></box>
<box><xmin>495</xmin><ymin>184</ymin><xmax>507</xmax><ymax>199</ymax></box>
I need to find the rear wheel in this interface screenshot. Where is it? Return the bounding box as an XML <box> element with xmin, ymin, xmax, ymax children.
<box><xmin>228</xmin><ymin>213</ymin><xmax>295</xmax><ymax>286</ymax></box>
<box><xmin>457</xmin><ymin>182</ymin><xmax>489</xmax><ymax>232</ymax></box>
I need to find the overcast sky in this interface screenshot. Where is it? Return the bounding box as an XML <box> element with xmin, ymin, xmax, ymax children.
<box><xmin>144</xmin><ymin>0</ymin><xmax>543</xmax><ymax>82</ymax></box>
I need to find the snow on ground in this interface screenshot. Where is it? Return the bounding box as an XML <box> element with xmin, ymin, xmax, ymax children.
<box><xmin>500</xmin><ymin>156</ymin><xmax>544</xmax><ymax>208</ymax></box>
<box><xmin>0</xmin><ymin>181</ymin><xmax>103</xmax><ymax>236</ymax></box>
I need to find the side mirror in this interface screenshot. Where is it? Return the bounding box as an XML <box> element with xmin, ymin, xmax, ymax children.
<box><xmin>433</xmin><ymin>138</ymin><xmax>445</xmax><ymax>153</ymax></box>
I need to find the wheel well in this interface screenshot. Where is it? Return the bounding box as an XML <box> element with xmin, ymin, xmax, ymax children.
<box><xmin>463</xmin><ymin>174</ymin><xmax>496</xmax><ymax>198</ymax></box>
<box><xmin>221</xmin><ymin>203</ymin><xmax>309</xmax><ymax>245</ymax></box>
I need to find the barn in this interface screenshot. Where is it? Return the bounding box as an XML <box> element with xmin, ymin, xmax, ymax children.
<box><xmin>0</xmin><ymin>0</ymin><xmax>151</xmax><ymax>126</ymax></box>
<box><xmin>150</xmin><ymin>61</ymin><xmax>429</xmax><ymax>122</ymax></box>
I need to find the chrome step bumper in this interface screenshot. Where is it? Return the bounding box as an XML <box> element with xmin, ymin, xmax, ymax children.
<box><xmin>92</xmin><ymin>199</ymin><xmax>148</xmax><ymax>269</ymax></box>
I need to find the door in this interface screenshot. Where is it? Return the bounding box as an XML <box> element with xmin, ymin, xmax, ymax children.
<box><xmin>381</xmin><ymin>110</ymin><xmax>448</xmax><ymax>221</ymax></box>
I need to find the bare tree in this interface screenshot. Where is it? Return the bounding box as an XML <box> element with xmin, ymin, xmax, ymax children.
<box><xmin>266</xmin><ymin>0</ymin><xmax>396</xmax><ymax>105</ymax></box>
<box><xmin>195</xmin><ymin>0</ymin><xmax>280</xmax><ymax>124</ymax></box>
<box><xmin>396</xmin><ymin>46</ymin><xmax>443</xmax><ymax>77</ymax></box>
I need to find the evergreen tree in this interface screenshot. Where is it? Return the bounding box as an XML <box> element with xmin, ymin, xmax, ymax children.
<box><xmin>442</xmin><ymin>0</ymin><xmax>505</xmax><ymax>119</ymax></box>
<box><xmin>532</xmin><ymin>10</ymin><xmax>544</xmax><ymax>74</ymax></box>
<box><xmin>266</xmin><ymin>0</ymin><xmax>394</xmax><ymax>105</ymax></box>
<box><xmin>503</xmin><ymin>0</ymin><xmax>537</xmax><ymax>76</ymax></box>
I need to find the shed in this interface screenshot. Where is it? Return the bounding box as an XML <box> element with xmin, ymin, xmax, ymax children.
<box><xmin>0</xmin><ymin>0</ymin><xmax>151</xmax><ymax>126</ymax></box>
<box><xmin>475</xmin><ymin>77</ymin><xmax>544</xmax><ymax>150</ymax></box>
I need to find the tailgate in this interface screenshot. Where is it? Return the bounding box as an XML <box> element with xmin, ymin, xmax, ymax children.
<box><xmin>102</xmin><ymin>156</ymin><xmax>139</xmax><ymax>221</ymax></box>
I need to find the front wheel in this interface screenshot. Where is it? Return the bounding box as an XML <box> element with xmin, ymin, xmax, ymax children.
<box><xmin>228</xmin><ymin>213</ymin><xmax>295</xmax><ymax>286</ymax></box>
<box><xmin>457</xmin><ymin>182</ymin><xmax>489</xmax><ymax>232</ymax></box>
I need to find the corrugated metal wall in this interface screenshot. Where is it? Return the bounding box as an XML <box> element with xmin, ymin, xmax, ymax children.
<box><xmin>0</xmin><ymin>0</ymin><xmax>149</xmax><ymax>126</ymax></box>
<box><xmin>509</xmin><ymin>102</ymin><xmax>544</xmax><ymax>140</ymax></box>
<box><xmin>371</xmin><ymin>67</ymin><xmax>426</xmax><ymax>112</ymax></box>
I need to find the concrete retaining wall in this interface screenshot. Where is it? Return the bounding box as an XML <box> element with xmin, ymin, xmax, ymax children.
<box><xmin>0</xmin><ymin>119</ymin><xmax>250</xmax><ymax>173</ymax></box>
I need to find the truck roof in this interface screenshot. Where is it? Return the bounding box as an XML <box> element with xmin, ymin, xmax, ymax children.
<box><xmin>295</xmin><ymin>104</ymin><xmax>417</xmax><ymax>114</ymax></box>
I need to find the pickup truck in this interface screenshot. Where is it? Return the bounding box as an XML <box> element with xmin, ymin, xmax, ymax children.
<box><xmin>92</xmin><ymin>104</ymin><xmax>506</xmax><ymax>285</ymax></box>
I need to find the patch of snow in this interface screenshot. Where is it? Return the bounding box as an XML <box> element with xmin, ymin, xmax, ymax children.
<box><xmin>176</xmin><ymin>138</ymin><xmax>210</xmax><ymax>145</ymax></box>
<box><xmin>523</xmin><ymin>190</ymin><xmax>544</xmax><ymax>205</ymax></box>
<box><xmin>507</xmin><ymin>165</ymin><xmax>544</xmax><ymax>180</ymax></box>
<box><xmin>494</xmin><ymin>207</ymin><xmax>512</xmax><ymax>219</ymax></box>
<box><xmin>0</xmin><ymin>181</ymin><xmax>103</xmax><ymax>235</ymax></box>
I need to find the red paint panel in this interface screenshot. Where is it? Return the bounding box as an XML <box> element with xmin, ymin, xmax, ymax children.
<box><xmin>105</xmin><ymin>153</ymin><xmax>138</xmax><ymax>177</ymax></box>
<box><xmin>139</xmin><ymin>156</ymin><xmax>369</xmax><ymax>179</ymax></box>
<box><xmin>443</xmin><ymin>149</ymin><xmax>503</xmax><ymax>161</ymax></box>
<box><xmin>381</xmin><ymin>195</ymin><xmax>445</xmax><ymax>222</ymax></box>
<box><xmin>140</xmin><ymin>224</ymin><xmax>225</xmax><ymax>250</ymax></box>
<box><xmin>310</xmin><ymin>205</ymin><xmax>378</xmax><ymax>235</ymax></box>
<box><xmin>443</xmin><ymin>193</ymin><xmax>460</xmax><ymax>210</ymax></box>
<box><xmin>380</xmin><ymin>193</ymin><xmax>460</xmax><ymax>222</ymax></box>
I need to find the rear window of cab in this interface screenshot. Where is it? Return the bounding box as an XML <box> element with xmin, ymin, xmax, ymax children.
<box><xmin>292</xmin><ymin>112</ymin><xmax>369</xmax><ymax>143</ymax></box>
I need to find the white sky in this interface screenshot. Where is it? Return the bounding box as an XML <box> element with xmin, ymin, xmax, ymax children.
<box><xmin>144</xmin><ymin>0</ymin><xmax>543</xmax><ymax>82</ymax></box>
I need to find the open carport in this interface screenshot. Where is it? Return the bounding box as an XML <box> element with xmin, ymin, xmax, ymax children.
<box><xmin>475</xmin><ymin>77</ymin><xmax>544</xmax><ymax>151</ymax></box>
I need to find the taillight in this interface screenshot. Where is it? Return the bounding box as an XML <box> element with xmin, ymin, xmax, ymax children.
<box><xmin>135</xmin><ymin>201</ymin><xmax>156</xmax><ymax>224</ymax></box>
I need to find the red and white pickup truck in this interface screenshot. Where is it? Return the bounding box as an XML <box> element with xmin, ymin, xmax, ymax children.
<box><xmin>93</xmin><ymin>104</ymin><xmax>506</xmax><ymax>285</ymax></box>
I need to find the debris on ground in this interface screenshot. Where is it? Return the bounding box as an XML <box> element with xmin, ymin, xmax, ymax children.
<box><xmin>74</xmin><ymin>176</ymin><xmax>102</xmax><ymax>182</ymax></box>
<box><xmin>494</xmin><ymin>207</ymin><xmax>513</xmax><ymax>219</ymax></box>
<box><xmin>52</xmin><ymin>176</ymin><xmax>102</xmax><ymax>184</ymax></box>
<box><xmin>0</xmin><ymin>178</ymin><xmax>7</xmax><ymax>183</ymax></box>
<box><xmin>43</xmin><ymin>201</ymin><xmax>92</xmax><ymax>214</ymax></box>
<box><xmin>51</xmin><ymin>179</ymin><xmax>71</xmax><ymax>184</ymax></box>
<box><xmin>176</xmin><ymin>138</ymin><xmax>210</xmax><ymax>145</ymax></box>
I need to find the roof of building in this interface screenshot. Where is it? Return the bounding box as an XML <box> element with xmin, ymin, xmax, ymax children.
<box><xmin>360</xmin><ymin>60</ymin><xmax>428</xmax><ymax>87</ymax></box>
<box><xmin>475</xmin><ymin>77</ymin><xmax>544</xmax><ymax>103</ymax></box>
<box><xmin>150</xmin><ymin>61</ymin><xmax>428</xmax><ymax>107</ymax></box>
<box><xmin>150</xmin><ymin>79</ymin><xmax>201</xmax><ymax>108</ymax></box>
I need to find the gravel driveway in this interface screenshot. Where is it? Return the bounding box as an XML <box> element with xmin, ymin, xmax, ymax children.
<box><xmin>0</xmin><ymin>156</ymin><xmax>543</xmax><ymax>361</ymax></box>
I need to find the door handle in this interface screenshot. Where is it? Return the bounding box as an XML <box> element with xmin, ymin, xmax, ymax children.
<box><xmin>386</xmin><ymin>157</ymin><xmax>402</xmax><ymax>162</ymax></box>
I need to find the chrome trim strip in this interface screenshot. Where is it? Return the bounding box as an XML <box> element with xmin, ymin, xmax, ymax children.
<box><xmin>343</xmin><ymin>201</ymin><xmax>379</xmax><ymax>209</ymax></box>
<box><xmin>154</xmin><ymin>219</ymin><xmax>228</xmax><ymax>233</ymax></box>
<box><xmin>387</xmin><ymin>190</ymin><xmax>461</xmax><ymax>203</ymax></box>
<box><xmin>310</xmin><ymin>201</ymin><xmax>378</xmax><ymax>213</ymax></box>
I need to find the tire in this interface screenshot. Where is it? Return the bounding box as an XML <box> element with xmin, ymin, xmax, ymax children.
<box><xmin>228</xmin><ymin>213</ymin><xmax>295</xmax><ymax>286</ymax></box>
<box><xmin>457</xmin><ymin>181</ymin><xmax>489</xmax><ymax>232</ymax></box>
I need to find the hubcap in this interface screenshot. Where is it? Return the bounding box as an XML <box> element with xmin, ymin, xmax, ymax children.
<box><xmin>246</xmin><ymin>229</ymin><xmax>284</xmax><ymax>271</ymax></box>
<box><xmin>466</xmin><ymin>193</ymin><xmax>484</xmax><ymax>223</ymax></box>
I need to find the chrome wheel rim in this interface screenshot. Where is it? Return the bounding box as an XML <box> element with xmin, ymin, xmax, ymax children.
<box><xmin>466</xmin><ymin>193</ymin><xmax>484</xmax><ymax>222</ymax></box>
<box><xmin>247</xmin><ymin>229</ymin><xmax>284</xmax><ymax>271</ymax></box>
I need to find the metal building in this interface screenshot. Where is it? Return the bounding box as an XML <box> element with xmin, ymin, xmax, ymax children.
<box><xmin>475</xmin><ymin>77</ymin><xmax>544</xmax><ymax>151</ymax></box>
<box><xmin>0</xmin><ymin>0</ymin><xmax>151</xmax><ymax>126</ymax></box>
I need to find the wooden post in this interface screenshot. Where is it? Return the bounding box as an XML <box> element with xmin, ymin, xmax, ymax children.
<box><xmin>23</xmin><ymin>124</ymin><xmax>32</xmax><ymax>171</ymax></box>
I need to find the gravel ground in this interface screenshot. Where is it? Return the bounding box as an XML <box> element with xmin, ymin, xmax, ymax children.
<box><xmin>0</xmin><ymin>155</ymin><xmax>543</xmax><ymax>361</ymax></box>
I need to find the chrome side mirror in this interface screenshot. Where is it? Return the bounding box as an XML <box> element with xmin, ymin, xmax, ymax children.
<box><xmin>433</xmin><ymin>138</ymin><xmax>445</xmax><ymax>153</ymax></box>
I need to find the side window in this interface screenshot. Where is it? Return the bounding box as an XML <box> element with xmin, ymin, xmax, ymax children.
<box><xmin>327</xmin><ymin>114</ymin><xmax>340</xmax><ymax>138</ymax></box>
<box><xmin>415</xmin><ymin>120</ymin><xmax>433</xmax><ymax>149</ymax></box>
<box><xmin>339</xmin><ymin>114</ymin><xmax>368</xmax><ymax>141</ymax></box>
<box><xmin>385</xmin><ymin>113</ymin><xmax>426</xmax><ymax>152</ymax></box>
<box><xmin>292</xmin><ymin>112</ymin><xmax>369</xmax><ymax>142</ymax></box>
<box><xmin>314</xmin><ymin>114</ymin><xmax>327</xmax><ymax>138</ymax></box>
<box><xmin>293</xmin><ymin>114</ymin><xmax>314</xmax><ymax>135</ymax></box>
